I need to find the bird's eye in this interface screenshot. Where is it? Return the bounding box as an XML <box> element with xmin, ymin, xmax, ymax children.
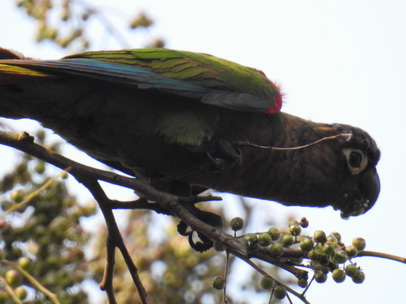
<box><xmin>343</xmin><ymin>148</ymin><xmax>368</xmax><ymax>175</ymax></box>
<box><xmin>349</xmin><ymin>151</ymin><xmax>362</xmax><ymax>168</ymax></box>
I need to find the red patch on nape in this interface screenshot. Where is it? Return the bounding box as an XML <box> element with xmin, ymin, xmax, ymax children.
<box><xmin>266</xmin><ymin>90</ymin><xmax>283</xmax><ymax>114</ymax></box>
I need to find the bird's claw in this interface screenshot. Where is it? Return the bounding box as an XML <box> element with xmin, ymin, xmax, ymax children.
<box><xmin>207</xmin><ymin>139</ymin><xmax>242</xmax><ymax>173</ymax></box>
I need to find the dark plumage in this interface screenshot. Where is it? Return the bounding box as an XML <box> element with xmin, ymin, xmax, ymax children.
<box><xmin>0</xmin><ymin>48</ymin><xmax>380</xmax><ymax>217</ymax></box>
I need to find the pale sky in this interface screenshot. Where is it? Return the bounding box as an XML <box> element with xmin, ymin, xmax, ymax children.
<box><xmin>1</xmin><ymin>1</ymin><xmax>406</xmax><ymax>303</ymax></box>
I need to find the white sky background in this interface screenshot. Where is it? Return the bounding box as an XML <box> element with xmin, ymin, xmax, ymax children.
<box><xmin>1</xmin><ymin>1</ymin><xmax>406</xmax><ymax>303</ymax></box>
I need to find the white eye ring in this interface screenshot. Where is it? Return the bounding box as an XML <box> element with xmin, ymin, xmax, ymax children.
<box><xmin>343</xmin><ymin>148</ymin><xmax>368</xmax><ymax>175</ymax></box>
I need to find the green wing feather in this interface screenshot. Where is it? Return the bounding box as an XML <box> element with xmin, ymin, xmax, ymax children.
<box><xmin>65</xmin><ymin>49</ymin><xmax>283</xmax><ymax>113</ymax></box>
<box><xmin>0</xmin><ymin>48</ymin><xmax>283</xmax><ymax>113</ymax></box>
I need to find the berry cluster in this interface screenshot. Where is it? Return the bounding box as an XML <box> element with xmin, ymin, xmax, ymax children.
<box><xmin>212</xmin><ymin>217</ymin><xmax>367</xmax><ymax>302</ymax></box>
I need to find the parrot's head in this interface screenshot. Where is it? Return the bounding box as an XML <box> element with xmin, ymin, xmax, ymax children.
<box><xmin>319</xmin><ymin>123</ymin><xmax>381</xmax><ymax>218</ymax></box>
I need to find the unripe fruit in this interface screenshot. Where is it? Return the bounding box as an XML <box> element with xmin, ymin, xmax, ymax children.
<box><xmin>322</xmin><ymin>244</ymin><xmax>335</xmax><ymax>256</ymax></box>
<box><xmin>331</xmin><ymin>232</ymin><xmax>342</xmax><ymax>242</ymax></box>
<box><xmin>273</xmin><ymin>286</ymin><xmax>286</xmax><ymax>300</ymax></box>
<box><xmin>5</xmin><ymin>270</ymin><xmax>21</xmax><ymax>287</ymax></box>
<box><xmin>333</xmin><ymin>250</ymin><xmax>348</xmax><ymax>264</ymax></box>
<box><xmin>299</xmin><ymin>238</ymin><xmax>314</xmax><ymax>252</ymax></box>
<box><xmin>326</xmin><ymin>234</ymin><xmax>338</xmax><ymax>244</ymax></box>
<box><xmin>289</xmin><ymin>219</ymin><xmax>299</xmax><ymax>226</ymax></box>
<box><xmin>14</xmin><ymin>286</ymin><xmax>27</xmax><ymax>300</ymax></box>
<box><xmin>269</xmin><ymin>243</ymin><xmax>284</xmax><ymax>257</ymax></box>
<box><xmin>230</xmin><ymin>217</ymin><xmax>244</xmax><ymax>231</ymax></box>
<box><xmin>258</xmin><ymin>233</ymin><xmax>272</xmax><ymax>247</ymax></box>
<box><xmin>345</xmin><ymin>264</ymin><xmax>359</xmax><ymax>277</ymax></box>
<box><xmin>289</xmin><ymin>224</ymin><xmax>301</xmax><ymax>236</ymax></box>
<box><xmin>332</xmin><ymin>269</ymin><xmax>346</xmax><ymax>283</ymax></box>
<box><xmin>243</xmin><ymin>233</ymin><xmax>258</xmax><ymax>248</ymax></box>
<box><xmin>35</xmin><ymin>161</ymin><xmax>46</xmax><ymax>174</ymax></box>
<box><xmin>260</xmin><ymin>276</ymin><xmax>274</xmax><ymax>289</ymax></box>
<box><xmin>60</xmin><ymin>171</ymin><xmax>69</xmax><ymax>179</ymax></box>
<box><xmin>282</xmin><ymin>234</ymin><xmax>294</xmax><ymax>247</ymax></box>
<box><xmin>352</xmin><ymin>270</ymin><xmax>365</xmax><ymax>284</ymax></box>
<box><xmin>268</xmin><ymin>227</ymin><xmax>280</xmax><ymax>241</ymax></box>
<box><xmin>18</xmin><ymin>257</ymin><xmax>33</xmax><ymax>271</ymax></box>
<box><xmin>352</xmin><ymin>237</ymin><xmax>366</xmax><ymax>251</ymax></box>
<box><xmin>313</xmin><ymin>230</ymin><xmax>327</xmax><ymax>243</ymax></box>
<box><xmin>10</xmin><ymin>190</ymin><xmax>24</xmax><ymax>203</ymax></box>
<box><xmin>345</xmin><ymin>245</ymin><xmax>358</xmax><ymax>258</ymax></box>
<box><xmin>297</xmin><ymin>278</ymin><xmax>308</xmax><ymax>288</ymax></box>
<box><xmin>212</xmin><ymin>276</ymin><xmax>225</xmax><ymax>290</ymax></box>
<box><xmin>315</xmin><ymin>271</ymin><xmax>327</xmax><ymax>283</ymax></box>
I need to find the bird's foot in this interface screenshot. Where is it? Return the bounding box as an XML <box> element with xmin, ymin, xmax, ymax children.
<box><xmin>207</xmin><ymin>139</ymin><xmax>242</xmax><ymax>173</ymax></box>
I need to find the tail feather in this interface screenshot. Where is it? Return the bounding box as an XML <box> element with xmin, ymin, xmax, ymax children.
<box><xmin>0</xmin><ymin>48</ymin><xmax>51</xmax><ymax>84</ymax></box>
<box><xmin>0</xmin><ymin>48</ymin><xmax>25</xmax><ymax>60</ymax></box>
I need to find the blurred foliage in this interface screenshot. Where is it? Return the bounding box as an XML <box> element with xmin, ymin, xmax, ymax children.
<box><xmin>0</xmin><ymin>130</ymin><xmax>96</xmax><ymax>303</ymax></box>
<box><xmin>14</xmin><ymin>0</ymin><xmax>165</xmax><ymax>51</ymax></box>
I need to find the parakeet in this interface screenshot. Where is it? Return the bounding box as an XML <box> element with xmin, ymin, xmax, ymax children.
<box><xmin>0</xmin><ymin>48</ymin><xmax>380</xmax><ymax>217</ymax></box>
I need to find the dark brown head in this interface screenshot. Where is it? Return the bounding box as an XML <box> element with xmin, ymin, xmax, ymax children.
<box><xmin>326</xmin><ymin>124</ymin><xmax>380</xmax><ymax>218</ymax></box>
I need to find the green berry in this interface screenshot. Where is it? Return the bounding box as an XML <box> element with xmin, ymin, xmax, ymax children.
<box><xmin>268</xmin><ymin>227</ymin><xmax>280</xmax><ymax>241</ymax></box>
<box><xmin>212</xmin><ymin>276</ymin><xmax>225</xmax><ymax>290</ymax></box>
<box><xmin>352</xmin><ymin>237</ymin><xmax>366</xmax><ymax>251</ymax></box>
<box><xmin>297</xmin><ymin>278</ymin><xmax>308</xmax><ymax>288</ymax></box>
<box><xmin>289</xmin><ymin>224</ymin><xmax>301</xmax><ymax>236</ymax></box>
<box><xmin>345</xmin><ymin>245</ymin><xmax>358</xmax><ymax>258</ymax></box>
<box><xmin>332</xmin><ymin>269</ymin><xmax>346</xmax><ymax>283</ymax></box>
<box><xmin>243</xmin><ymin>233</ymin><xmax>258</xmax><ymax>248</ymax></box>
<box><xmin>352</xmin><ymin>270</ymin><xmax>365</xmax><ymax>284</ymax></box>
<box><xmin>326</xmin><ymin>234</ymin><xmax>338</xmax><ymax>244</ymax></box>
<box><xmin>322</xmin><ymin>244</ymin><xmax>335</xmax><ymax>256</ymax></box>
<box><xmin>315</xmin><ymin>271</ymin><xmax>328</xmax><ymax>283</ymax></box>
<box><xmin>5</xmin><ymin>270</ymin><xmax>21</xmax><ymax>287</ymax></box>
<box><xmin>1</xmin><ymin>201</ymin><xmax>13</xmax><ymax>212</ymax></box>
<box><xmin>273</xmin><ymin>285</ymin><xmax>287</xmax><ymax>300</ymax></box>
<box><xmin>333</xmin><ymin>250</ymin><xmax>348</xmax><ymax>264</ymax></box>
<box><xmin>230</xmin><ymin>217</ymin><xmax>244</xmax><ymax>231</ymax></box>
<box><xmin>18</xmin><ymin>257</ymin><xmax>33</xmax><ymax>271</ymax></box>
<box><xmin>60</xmin><ymin>170</ymin><xmax>69</xmax><ymax>179</ymax></box>
<box><xmin>289</xmin><ymin>219</ymin><xmax>299</xmax><ymax>226</ymax></box>
<box><xmin>282</xmin><ymin>234</ymin><xmax>294</xmax><ymax>247</ymax></box>
<box><xmin>14</xmin><ymin>286</ymin><xmax>27</xmax><ymax>300</ymax></box>
<box><xmin>10</xmin><ymin>190</ymin><xmax>24</xmax><ymax>203</ymax></box>
<box><xmin>35</xmin><ymin>161</ymin><xmax>46</xmax><ymax>174</ymax></box>
<box><xmin>258</xmin><ymin>233</ymin><xmax>272</xmax><ymax>246</ymax></box>
<box><xmin>269</xmin><ymin>243</ymin><xmax>284</xmax><ymax>257</ymax></box>
<box><xmin>313</xmin><ymin>230</ymin><xmax>327</xmax><ymax>243</ymax></box>
<box><xmin>331</xmin><ymin>232</ymin><xmax>342</xmax><ymax>242</ymax></box>
<box><xmin>345</xmin><ymin>264</ymin><xmax>359</xmax><ymax>277</ymax></box>
<box><xmin>260</xmin><ymin>276</ymin><xmax>274</xmax><ymax>289</ymax></box>
<box><xmin>300</xmin><ymin>238</ymin><xmax>314</xmax><ymax>252</ymax></box>
<box><xmin>307</xmin><ymin>249</ymin><xmax>318</xmax><ymax>260</ymax></box>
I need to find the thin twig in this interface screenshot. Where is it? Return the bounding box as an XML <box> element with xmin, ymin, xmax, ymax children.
<box><xmin>79</xmin><ymin>178</ymin><xmax>148</xmax><ymax>304</ymax></box>
<box><xmin>236</xmin><ymin>133</ymin><xmax>352</xmax><ymax>151</ymax></box>
<box><xmin>0</xmin><ymin>277</ymin><xmax>23</xmax><ymax>304</ymax></box>
<box><xmin>355</xmin><ymin>250</ymin><xmax>406</xmax><ymax>263</ymax></box>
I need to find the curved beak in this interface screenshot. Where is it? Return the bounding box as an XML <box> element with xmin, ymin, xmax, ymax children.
<box><xmin>340</xmin><ymin>168</ymin><xmax>380</xmax><ymax>218</ymax></box>
<box><xmin>361</xmin><ymin>167</ymin><xmax>380</xmax><ymax>212</ymax></box>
